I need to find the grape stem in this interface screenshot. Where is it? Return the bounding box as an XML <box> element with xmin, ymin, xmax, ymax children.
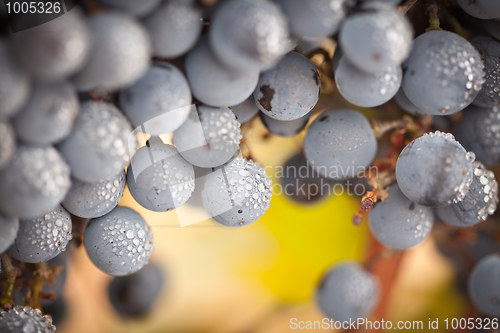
<box><xmin>71</xmin><ymin>216</ymin><xmax>90</xmax><ymax>248</ymax></box>
<box><xmin>426</xmin><ymin>0</ymin><xmax>442</xmax><ymax>31</ymax></box>
<box><xmin>0</xmin><ymin>253</ymin><xmax>20</xmax><ymax>310</ymax></box>
<box><xmin>30</xmin><ymin>262</ymin><xmax>48</xmax><ymax>310</ymax></box>
<box><xmin>445</xmin><ymin>12</ymin><xmax>472</xmax><ymax>38</ymax></box>
<box><xmin>398</xmin><ymin>0</ymin><xmax>419</xmax><ymax>14</ymax></box>
<box><xmin>352</xmin><ymin>171</ymin><xmax>394</xmax><ymax>226</ymax></box>
<box><xmin>28</xmin><ymin>262</ymin><xmax>63</xmax><ymax>310</ymax></box>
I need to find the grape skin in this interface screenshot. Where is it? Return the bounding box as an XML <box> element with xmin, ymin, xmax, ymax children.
<box><xmin>42</xmin><ymin>297</ymin><xmax>66</xmax><ymax>327</ymax></box>
<box><xmin>468</xmin><ymin>254</ymin><xmax>500</xmax><ymax>317</ymax></box>
<box><xmin>457</xmin><ymin>0</ymin><xmax>500</xmax><ymax>20</ymax></box>
<box><xmin>7</xmin><ymin>206</ymin><xmax>72</xmax><ymax>263</ymax></box>
<box><xmin>185</xmin><ymin>38</ymin><xmax>259</xmax><ymax>108</ymax></box>
<box><xmin>276</xmin><ymin>0</ymin><xmax>347</xmax><ymax>39</ymax></box>
<box><xmin>339</xmin><ymin>4</ymin><xmax>412</xmax><ymax>73</ymax></box>
<box><xmin>335</xmin><ymin>57</ymin><xmax>402</xmax><ymax>108</ymax></box>
<box><xmin>208</xmin><ymin>0</ymin><xmax>289</xmax><ymax>71</ymax></box>
<box><xmin>0</xmin><ymin>213</ymin><xmax>19</xmax><ymax>254</ymax></box>
<box><xmin>436</xmin><ymin>161</ymin><xmax>498</xmax><ymax>227</ymax></box>
<box><xmin>173</xmin><ymin>105</ymin><xmax>242</xmax><ymax>168</ymax></box>
<box><xmin>229</xmin><ymin>97</ymin><xmax>260</xmax><ymax>124</ymax></box>
<box><xmin>98</xmin><ymin>0</ymin><xmax>161</xmax><ymax>17</ymax></box>
<box><xmin>62</xmin><ymin>170</ymin><xmax>126</xmax><ymax>219</ymax></box>
<box><xmin>58</xmin><ymin>101</ymin><xmax>135</xmax><ymax>183</ymax></box>
<box><xmin>0</xmin><ymin>40</ymin><xmax>30</xmax><ymax>118</ymax></box>
<box><xmin>202</xmin><ymin>157</ymin><xmax>273</xmax><ymax>227</ymax></box>
<box><xmin>483</xmin><ymin>19</ymin><xmax>500</xmax><ymax>42</ymax></box>
<box><xmin>394</xmin><ymin>88</ymin><xmax>425</xmax><ymax>115</ymax></box>
<box><xmin>455</xmin><ymin>105</ymin><xmax>500</xmax><ymax>167</ymax></box>
<box><xmin>395</xmin><ymin>131</ymin><xmax>474</xmax><ymax>207</ymax></box>
<box><xmin>259</xmin><ymin>111</ymin><xmax>311</xmax><ymax>137</ymax></box>
<box><xmin>12</xmin><ymin>10</ymin><xmax>91</xmax><ymax>82</ymax></box>
<box><xmin>316</xmin><ymin>261</ymin><xmax>379</xmax><ymax>322</ymax></box>
<box><xmin>84</xmin><ymin>206</ymin><xmax>154</xmax><ymax>276</ymax></box>
<box><xmin>13</xmin><ymin>82</ymin><xmax>79</xmax><ymax>146</ymax></box>
<box><xmin>144</xmin><ymin>0</ymin><xmax>203</xmax><ymax>58</ymax></box>
<box><xmin>0</xmin><ymin>145</ymin><xmax>71</xmax><ymax>219</ymax></box>
<box><xmin>0</xmin><ymin>306</ymin><xmax>56</xmax><ymax>333</ymax></box>
<box><xmin>119</xmin><ymin>64</ymin><xmax>192</xmax><ymax>135</ymax></box>
<box><xmin>304</xmin><ymin>109</ymin><xmax>377</xmax><ymax>180</ymax></box>
<box><xmin>253</xmin><ymin>52</ymin><xmax>321</xmax><ymax>121</ymax></box>
<box><xmin>72</xmin><ymin>12</ymin><xmax>151</xmax><ymax>91</ymax></box>
<box><xmin>127</xmin><ymin>143</ymin><xmax>195</xmax><ymax>212</ymax></box>
<box><xmin>469</xmin><ymin>36</ymin><xmax>500</xmax><ymax>108</ymax></box>
<box><xmin>369</xmin><ymin>183</ymin><xmax>435</xmax><ymax>250</ymax></box>
<box><xmin>402</xmin><ymin>30</ymin><xmax>484</xmax><ymax>115</ymax></box>
<box><xmin>108</xmin><ymin>263</ymin><xmax>164</xmax><ymax>318</ymax></box>
<box><xmin>280</xmin><ymin>153</ymin><xmax>332</xmax><ymax>203</ymax></box>
<box><xmin>0</xmin><ymin>120</ymin><xmax>16</xmax><ymax>171</ymax></box>
<box><xmin>332</xmin><ymin>45</ymin><xmax>343</xmax><ymax>72</ymax></box>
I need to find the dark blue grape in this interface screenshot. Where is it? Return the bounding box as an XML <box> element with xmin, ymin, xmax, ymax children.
<box><xmin>0</xmin><ymin>306</ymin><xmax>55</xmax><ymax>333</ymax></box>
<box><xmin>84</xmin><ymin>207</ymin><xmax>154</xmax><ymax>276</ymax></box>
<box><xmin>0</xmin><ymin>120</ymin><xmax>15</xmax><ymax>171</ymax></box>
<box><xmin>0</xmin><ymin>146</ymin><xmax>71</xmax><ymax>219</ymax></box>
<box><xmin>280</xmin><ymin>153</ymin><xmax>333</xmax><ymax>203</ymax></box>
<box><xmin>0</xmin><ymin>213</ymin><xmax>19</xmax><ymax>254</ymax></box>
<box><xmin>402</xmin><ymin>31</ymin><xmax>484</xmax><ymax>115</ymax></box>
<box><xmin>107</xmin><ymin>263</ymin><xmax>164</xmax><ymax>318</ymax></box>
<box><xmin>469</xmin><ymin>35</ymin><xmax>500</xmax><ymax>108</ymax></box>
<box><xmin>145</xmin><ymin>0</ymin><xmax>202</xmax><ymax>58</ymax></box>
<box><xmin>11</xmin><ymin>10</ymin><xmax>91</xmax><ymax>82</ymax></box>
<box><xmin>254</xmin><ymin>52</ymin><xmax>320</xmax><ymax>121</ymax></box>
<box><xmin>119</xmin><ymin>63</ymin><xmax>192</xmax><ymax>136</ymax></box>
<box><xmin>304</xmin><ymin>109</ymin><xmax>377</xmax><ymax>180</ymax></box>
<box><xmin>202</xmin><ymin>157</ymin><xmax>273</xmax><ymax>227</ymax></box>
<box><xmin>396</xmin><ymin>131</ymin><xmax>474</xmax><ymax>207</ymax></box>
<box><xmin>259</xmin><ymin>111</ymin><xmax>311</xmax><ymax>137</ymax></box>
<box><xmin>369</xmin><ymin>183</ymin><xmax>435</xmax><ymax>250</ymax></box>
<box><xmin>127</xmin><ymin>142</ymin><xmax>195</xmax><ymax>212</ymax></box>
<box><xmin>316</xmin><ymin>261</ymin><xmax>379</xmax><ymax>322</ymax></box>
<box><xmin>185</xmin><ymin>38</ymin><xmax>259</xmax><ymax>108</ymax></box>
<box><xmin>455</xmin><ymin>105</ymin><xmax>500</xmax><ymax>167</ymax></box>
<box><xmin>208</xmin><ymin>0</ymin><xmax>289</xmax><ymax>71</ymax></box>
<box><xmin>436</xmin><ymin>161</ymin><xmax>498</xmax><ymax>227</ymax></box>
<box><xmin>7</xmin><ymin>206</ymin><xmax>72</xmax><ymax>263</ymax></box>
<box><xmin>62</xmin><ymin>171</ymin><xmax>126</xmax><ymax>219</ymax></box>
<box><xmin>13</xmin><ymin>82</ymin><xmax>79</xmax><ymax>146</ymax></box>
<box><xmin>468</xmin><ymin>254</ymin><xmax>500</xmax><ymax>317</ymax></box>
<box><xmin>58</xmin><ymin>101</ymin><xmax>134</xmax><ymax>182</ymax></box>
<box><xmin>276</xmin><ymin>0</ymin><xmax>347</xmax><ymax>39</ymax></box>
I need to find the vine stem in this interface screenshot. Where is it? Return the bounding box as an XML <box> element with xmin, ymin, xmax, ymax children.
<box><xmin>398</xmin><ymin>0</ymin><xmax>418</xmax><ymax>14</ymax></box>
<box><xmin>30</xmin><ymin>262</ymin><xmax>48</xmax><ymax>310</ymax></box>
<box><xmin>0</xmin><ymin>253</ymin><xmax>19</xmax><ymax>310</ymax></box>
<box><xmin>426</xmin><ymin>0</ymin><xmax>442</xmax><ymax>31</ymax></box>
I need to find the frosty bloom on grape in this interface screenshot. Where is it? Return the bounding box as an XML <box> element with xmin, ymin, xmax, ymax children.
<box><xmin>126</xmin><ymin>104</ymin><xmax>271</xmax><ymax>227</ymax></box>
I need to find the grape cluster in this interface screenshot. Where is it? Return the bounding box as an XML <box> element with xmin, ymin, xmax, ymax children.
<box><xmin>1</xmin><ymin>0</ymin><xmax>500</xmax><ymax>329</ymax></box>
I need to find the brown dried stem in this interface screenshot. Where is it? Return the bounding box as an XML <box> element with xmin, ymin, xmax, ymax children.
<box><xmin>398</xmin><ymin>0</ymin><xmax>419</xmax><ymax>14</ymax></box>
<box><xmin>0</xmin><ymin>253</ymin><xmax>20</xmax><ymax>310</ymax></box>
